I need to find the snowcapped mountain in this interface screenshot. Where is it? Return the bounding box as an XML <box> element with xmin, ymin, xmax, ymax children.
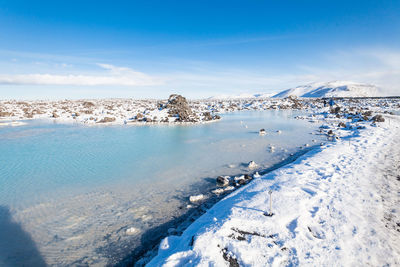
<box><xmin>273</xmin><ymin>81</ymin><xmax>381</xmax><ymax>98</ymax></box>
<box><xmin>208</xmin><ymin>92</ymin><xmax>276</xmax><ymax>99</ymax></box>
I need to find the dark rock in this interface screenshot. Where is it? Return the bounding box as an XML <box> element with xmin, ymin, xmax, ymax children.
<box><xmin>372</xmin><ymin>115</ymin><xmax>385</xmax><ymax>122</ymax></box>
<box><xmin>136</xmin><ymin>113</ymin><xmax>144</xmax><ymax>120</ymax></box>
<box><xmin>362</xmin><ymin>110</ymin><xmax>373</xmax><ymax>116</ymax></box>
<box><xmin>238</xmin><ymin>179</ymin><xmax>247</xmax><ymax>185</ymax></box>
<box><xmin>331</xmin><ymin>106</ymin><xmax>341</xmax><ymax>114</ymax></box>
<box><xmin>338</xmin><ymin>122</ymin><xmax>346</xmax><ymax>128</ymax></box>
<box><xmin>216</xmin><ymin>176</ymin><xmax>230</xmax><ymax>187</ymax></box>
<box><xmin>202</xmin><ymin>112</ymin><xmax>213</xmax><ymax>121</ymax></box>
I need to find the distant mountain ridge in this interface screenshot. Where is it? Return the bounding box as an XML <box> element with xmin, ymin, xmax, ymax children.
<box><xmin>208</xmin><ymin>92</ymin><xmax>276</xmax><ymax>99</ymax></box>
<box><xmin>273</xmin><ymin>81</ymin><xmax>381</xmax><ymax>98</ymax></box>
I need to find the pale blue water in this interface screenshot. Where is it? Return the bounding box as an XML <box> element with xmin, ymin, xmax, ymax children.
<box><xmin>0</xmin><ymin>110</ymin><xmax>324</xmax><ymax>266</ymax></box>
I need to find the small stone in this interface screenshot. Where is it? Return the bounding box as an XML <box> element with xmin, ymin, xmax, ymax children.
<box><xmin>248</xmin><ymin>161</ymin><xmax>258</xmax><ymax>169</ymax></box>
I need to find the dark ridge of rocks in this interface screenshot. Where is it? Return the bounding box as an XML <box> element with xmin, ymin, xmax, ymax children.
<box><xmin>0</xmin><ymin>111</ymin><xmax>13</xmax><ymax>117</ymax></box>
<box><xmin>82</xmin><ymin>101</ymin><xmax>95</xmax><ymax>108</ymax></box>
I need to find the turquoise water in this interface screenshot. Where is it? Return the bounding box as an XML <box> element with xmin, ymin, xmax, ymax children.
<box><xmin>0</xmin><ymin>110</ymin><xmax>324</xmax><ymax>266</ymax></box>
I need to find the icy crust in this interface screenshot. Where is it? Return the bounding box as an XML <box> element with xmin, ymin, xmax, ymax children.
<box><xmin>147</xmin><ymin>115</ymin><xmax>400</xmax><ymax>266</ymax></box>
<box><xmin>0</xmin><ymin>94</ymin><xmax>399</xmax><ymax>126</ymax></box>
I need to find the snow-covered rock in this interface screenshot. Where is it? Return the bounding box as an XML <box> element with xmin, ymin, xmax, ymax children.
<box><xmin>247</xmin><ymin>161</ymin><xmax>258</xmax><ymax>169</ymax></box>
<box><xmin>189</xmin><ymin>194</ymin><xmax>205</xmax><ymax>203</ymax></box>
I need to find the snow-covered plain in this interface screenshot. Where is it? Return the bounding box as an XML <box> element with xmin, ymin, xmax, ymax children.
<box><xmin>147</xmin><ymin>113</ymin><xmax>400</xmax><ymax>266</ymax></box>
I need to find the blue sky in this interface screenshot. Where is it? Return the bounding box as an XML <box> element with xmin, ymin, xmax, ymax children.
<box><xmin>0</xmin><ymin>0</ymin><xmax>399</xmax><ymax>99</ymax></box>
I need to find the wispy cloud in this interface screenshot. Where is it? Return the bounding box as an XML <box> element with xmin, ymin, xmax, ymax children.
<box><xmin>0</xmin><ymin>63</ymin><xmax>163</xmax><ymax>86</ymax></box>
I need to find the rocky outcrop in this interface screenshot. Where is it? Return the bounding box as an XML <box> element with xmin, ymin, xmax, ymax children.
<box><xmin>166</xmin><ymin>94</ymin><xmax>195</xmax><ymax>122</ymax></box>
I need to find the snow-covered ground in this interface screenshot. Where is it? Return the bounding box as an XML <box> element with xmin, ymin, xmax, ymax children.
<box><xmin>147</xmin><ymin>114</ymin><xmax>400</xmax><ymax>266</ymax></box>
<box><xmin>1</xmin><ymin>95</ymin><xmax>399</xmax><ymax>126</ymax></box>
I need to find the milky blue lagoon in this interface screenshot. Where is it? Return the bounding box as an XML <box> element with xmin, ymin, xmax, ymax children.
<box><xmin>0</xmin><ymin>110</ymin><xmax>325</xmax><ymax>266</ymax></box>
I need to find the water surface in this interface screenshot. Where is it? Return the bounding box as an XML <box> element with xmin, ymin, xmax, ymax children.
<box><xmin>0</xmin><ymin>110</ymin><xmax>324</xmax><ymax>266</ymax></box>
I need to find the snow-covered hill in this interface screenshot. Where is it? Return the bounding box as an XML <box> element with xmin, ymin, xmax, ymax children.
<box><xmin>273</xmin><ymin>81</ymin><xmax>381</xmax><ymax>98</ymax></box>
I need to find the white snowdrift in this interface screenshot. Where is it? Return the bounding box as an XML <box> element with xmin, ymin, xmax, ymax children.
<box><xmin>148</xmin><ymin>115</ymin><xmax>400</xmax><ymax>266</ymax></box>
<box><xmin>273</xmin><ymin>81</ymin><xmax>381</xmax><ymax>98</ymax></box>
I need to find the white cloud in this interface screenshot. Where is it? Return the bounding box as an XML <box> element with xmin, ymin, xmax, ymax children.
<box><xmin>0</xmin><ymin>63</ymin><xmax>163</xmax><ymax>86</ymax></box>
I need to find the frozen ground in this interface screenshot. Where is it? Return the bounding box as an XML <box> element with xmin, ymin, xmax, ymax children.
<box><xmin>148</xmin><ymin>114</ymin><xmax>400</xmax><ymax>266</ymax></box>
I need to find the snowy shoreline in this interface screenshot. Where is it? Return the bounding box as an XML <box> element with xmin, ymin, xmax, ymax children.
<box><xmin>1</xmin><ymin>96</ymin><xmax>399</xmax><ymax>126</ymax></box>
<box><xmin>142</xmin><ymin>111</ymin><xmax>400</xmax><ymax>266</ymax></box>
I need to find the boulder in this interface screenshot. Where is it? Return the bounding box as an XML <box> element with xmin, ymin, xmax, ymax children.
<box><xmin>136</xmin><ymin>113</ymin><xmax>144</xmax><ymax>120</ymax></box>
<box><xmin>248</xmin><ymin>161</ymin><xmax>258</xmax><ymax>169</ymax></box>
<box><xmin>372</xmin><ymin>115</ymin><xmax>385</xmax><ymax>122</ymax></box>
<box><xmin>202</xmin><ymin>112</ymin><xmax>213</xmax><ymax>121</ymax></box>
<box><xmin>166</xmin><ymin>94</ymin><xmax>193</xmax><ymax>122</ymax></box>
<box><xmin>331</xmin><ymin>106</ymin><xmax>341</xmax><ymax>114</ymax></box>
<box><xmin>216</xmin><ymin>176</ymin><xmax>230</xmax><ymax>187</ymax></box>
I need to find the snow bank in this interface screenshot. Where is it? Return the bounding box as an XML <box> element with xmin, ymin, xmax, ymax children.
<box><xmin>148</xmin><ymin>115</ymin><xmax>400</xmax><ymax>266</ymax></box>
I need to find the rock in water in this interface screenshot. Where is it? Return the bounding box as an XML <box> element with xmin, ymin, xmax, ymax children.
<box><xmin>189</xmin><ymin>194</ymin><xmax>205</xmax><ymax>203</ymax></box>
<box><xmin>248</xmin><ymin>161</ymin><xmax>258</xmax><ymax>169</ymax></box>
<box><xmin>253</xmin><ymin>172</ymin><xmax>261</xmax><ymax>178</ymax></box>
<box><xmin>216</xmin><ymin>176</ymin><xmax>230</xmax><ymax>187</ymax></box>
